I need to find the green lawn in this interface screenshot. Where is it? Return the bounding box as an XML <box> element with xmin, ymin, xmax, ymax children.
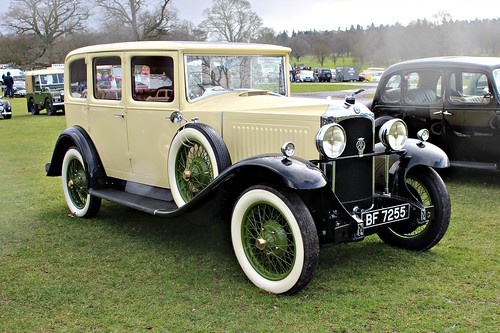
<box><xmin>0</xmin><ymin>98</ymin><xmax>498</xmax><ymax>332</ymax></box>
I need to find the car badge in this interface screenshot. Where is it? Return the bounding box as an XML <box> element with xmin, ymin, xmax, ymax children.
<box><xmin>354</xmin><ymin>106</ymin><xmax>361</xmax><ymax>114</ymax></box>
<box><xmin>356</xmin><ymin>138</ymin><xmax>366</xmax><ymax>157</ymax></box>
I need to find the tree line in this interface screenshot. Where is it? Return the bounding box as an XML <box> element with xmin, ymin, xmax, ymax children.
<box><xmin>0</xmin><ymin>0</ymin><xmax>499</xmax><ymax>69</ymax></box>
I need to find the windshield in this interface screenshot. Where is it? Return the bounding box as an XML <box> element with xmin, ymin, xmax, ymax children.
<box><xmin>185</xmin><ymin>54</ymin><xmax>288</xmax><ymax>101</ymax></box>
<box><xmin>493</xmin><ymin>69</ymin><xmax>500</xmax><ymax>95</ymax></box>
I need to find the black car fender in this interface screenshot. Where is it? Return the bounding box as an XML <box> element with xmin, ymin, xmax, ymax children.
<box><xmin>45</xmin><ymin>126</ymin><xmax>106</xmax><ymax>188</ymax></box>
<box><xmin>375</xmin><ymin>138</ymin><xmax>449</xmax><ymax>193</ymax></box>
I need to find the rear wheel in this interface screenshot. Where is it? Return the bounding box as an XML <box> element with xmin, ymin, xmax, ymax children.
<box><xmin>28</xmin><ymin>99</ymin><xmax>39</xmax><ymax>115</ymax></box>
<box><xmin>62</xmin><ymin>147</ymin><xmax>101</xmax><ymax>218</ymax></box>
<box><xmin>45</xmin><ymin>99</ymin><xmax>55</xmax><ymax>116</ymax></box>
<box><xmin>377</xmin><ymin>167</ymin><xmax>450</xmax><ymax>251</ymax></box>
<box><xmin>231</xmin><ymin>185</ymin><xmax>319</xmax><ymax>294</ymax></box>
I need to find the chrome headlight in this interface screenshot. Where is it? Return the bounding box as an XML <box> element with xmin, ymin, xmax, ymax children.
<box><xmin>379</xmin><ymin>119</ymin><xmax>408</xmax><ymax>151</ymax></box>
<box><xmin>281</xmin><ymin>141</ymin><xmax>295</xmax><ymax>157</ymax></box>
<box><xmin>316</xmin><ymin>123</ymin><xmax>346</xmax><ymax>158</ymax></box>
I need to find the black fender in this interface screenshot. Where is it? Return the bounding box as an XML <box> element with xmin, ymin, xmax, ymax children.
<box><xmin>45</xmin><ymin>126</ymin><xmax>106</xmax><ymax>188</ymax></box>
<box><xmin>155</xmin><ymin>154</ymin><xmax>328</xmax><ymax>219</ymax></box>
<box><xmin>375</xmin><ymin>138</ymin><xmax>449</xmax><ymax>196</ymax></box>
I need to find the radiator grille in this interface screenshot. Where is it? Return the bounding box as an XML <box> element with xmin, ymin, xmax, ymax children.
<box><xmin>333</xmin><ymin>117</ymin><xmax>374</xmax><ymax>211</ymax></box>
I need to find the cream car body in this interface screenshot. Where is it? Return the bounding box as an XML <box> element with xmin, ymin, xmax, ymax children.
<box><xmin>47</xmin><ymin>41</ymin><xmax>451</xmax><ymax>295</ymax></box>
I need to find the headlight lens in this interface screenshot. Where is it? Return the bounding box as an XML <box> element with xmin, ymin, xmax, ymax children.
<box><xmin>379</xmin><ymin>119</ymin><xmax>408</xmax><ymax>150</ymax></box>
<box><xmin>316</xmin><ymin>123</ymin><xmax>346</xmax><ymax>158</ymax></box>
<box><xmin>281</xmin><ymin>141</ymin><xmax>295</xmax><ymax>157</ymax></box>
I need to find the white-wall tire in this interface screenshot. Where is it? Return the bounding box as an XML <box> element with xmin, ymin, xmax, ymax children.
<box><xmin>231</xmin><ymin>185</ymin><xmax>319</xmax><ymax>294</ymax></box>
<box><xmin>62</xmin><ymin>147</ymin><xmax>101</xmax><ymax>218</ymax></box>
<box><xmin>168</xmin><ymin>123</ymin><xmax>231</xmax><ymax>207</ymax></box>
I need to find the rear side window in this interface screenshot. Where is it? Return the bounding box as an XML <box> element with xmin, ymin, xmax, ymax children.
<box><xmin>405</xmin><ymin>71</ymin><xmax>441</xmax><ymax>104</ymax></box>
<box><xmin>69</xmin><ymin>58</ymin><xmax>87</xmax><ymax>98</ymax></box>
<box><xmin>93</xmin><ymin>56</ymin><xmax>122</xmax><ymax>100</ymax></box>
<box><xmin>449</xmin><ymin>72</ymin><xmax>491</xmax><ymax>104</ymax></box>
<box><xmin>381</xmin><ymin>74</ymin><xmax>402</xmax><ymax>102</ymax></box>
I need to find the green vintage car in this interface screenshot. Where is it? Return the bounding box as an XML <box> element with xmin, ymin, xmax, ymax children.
<box><xmin>25</xmin><ymin>68</ymin><xmax>65</xmax><ymax>116</ymax></box>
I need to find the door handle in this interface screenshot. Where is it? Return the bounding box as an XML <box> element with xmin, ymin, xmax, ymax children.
<box><xmin>433</xmin><ymin>110</ymin><xmax>453</xmax><ymax>116</ymax></box>
<box><xmin>114</xmin><ymin>113</ymin><xmax>125</xmax><ymax>118</ymax></box>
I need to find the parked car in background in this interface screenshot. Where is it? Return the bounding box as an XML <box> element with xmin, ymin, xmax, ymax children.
<box><xmin>46</xmin><ymin>41</ymin><xmax>451</xmax><ymax>295</ymax></box>
<box><xmin>13</xmin><ymin>78</ymin><xmax>26</xmax><ymax>97</ymax></box>
<box><xmin>298</xmin><ymin>69</ymin><xmax>315</xmax><ymax>82</ymax></box>
<box><xmin>0</xmin><ymin>98</ymin><xmax>12</xmax><ymax>119</ymax></box>
<box><xmin>370</xmin><ymin>71</ymin><xmax>383</xmax><ymax>82</ymax></box>
<box><xmin>370</xmin><ymin>56</ymin><xmax>500</xmax><ymax>170</ymax></box>
<box><xmin>25</xmin><ymin>68</ymin><xmax>65</xmax><ymax>116</ymax></box>
<box><xmin>318</xmin><ymin>69</ymin><xmax>333</xmax><ymax>82</ymax></box>
<box><xmin>361</xmin><ymin>67</ymin><xmax>386</xmax><ymax>81</ymax></box>
<box><xmin>0</xmin><ymin>68</ymin><xmax>24</xmax><ymax>84</ymax></box>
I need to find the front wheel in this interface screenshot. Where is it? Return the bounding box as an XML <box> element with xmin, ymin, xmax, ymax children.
<box><xmin>377</xmin><ymin>167</ymin><xmax>450</xmax><ymax>251</ymax></box>
<box><xmin>45</xmin><ymin>99</ymin><xmax>55</xmax><ymax>116</ymax></box>
<box><xmin>62</xmin><ymin>147</ymin><xmax>101</xmax><ymax>218</ymax></box>
<box><xmin>231</xmin><ymin>185</ymin><xmax>319</xmax><ymax>294</ymax></box>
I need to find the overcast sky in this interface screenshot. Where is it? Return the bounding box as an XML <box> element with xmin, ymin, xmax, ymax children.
<box><xmin>1</xmin><ymin>0</ymin><xmax>498</xmax><ymax>32</ymax></box>
<box><xmin>173</xmin><ymin>0</ymin><xmax>499</xmax><ymax>32</ymax></box>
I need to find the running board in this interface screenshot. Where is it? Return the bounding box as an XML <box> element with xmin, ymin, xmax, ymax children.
<box><xmin>90</xmin><ymin>188</ymin><xmax>178</xmax><ymax>215</ymax></box>
<box><xmin>450</xmin><ymin>161</ymin><xmax>498</xmax><ymax>171</ymax></box>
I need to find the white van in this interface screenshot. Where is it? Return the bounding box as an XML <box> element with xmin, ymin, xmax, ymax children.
<box><xmin>0</xmin><ymin>68</ymin><xmax>24</xmax><ymax>84</ymax></box>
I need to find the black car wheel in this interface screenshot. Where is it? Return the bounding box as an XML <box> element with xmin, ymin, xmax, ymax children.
<box><xmin>377</xmin><ymin>167</ymin><xmax>450</xmax><ymax>251</ymax></box>
<box><xmin>28</xmin><ymin>99</ymin><xmax>39</xmax><ymax>115</ymax></box>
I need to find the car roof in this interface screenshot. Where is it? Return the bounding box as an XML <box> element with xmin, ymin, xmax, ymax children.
<box><xmin>24</xmin><ymin>68</ymin><xmax>64</xmax><ymax>76</ymax></box>
<box><xmin>385</xmin><ymin>56</ymin><xmax>500</xmax><ymax>73</ymax></box>
<box><xmin>66</xmin><ymin>41</ymin><xmax>291</xmax><ymax>58</ymax></box>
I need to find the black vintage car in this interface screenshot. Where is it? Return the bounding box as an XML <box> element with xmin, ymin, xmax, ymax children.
<box><xmin>370</xmin><ymin>56</ymin><xmax>500</xmax><ymax>170</ymax></box>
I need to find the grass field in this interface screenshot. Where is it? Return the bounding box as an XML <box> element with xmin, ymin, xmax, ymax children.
<box><xmin>1</xmin><ymin>97</ymin><xmax>499</xmax><ymax>332</ymax></box>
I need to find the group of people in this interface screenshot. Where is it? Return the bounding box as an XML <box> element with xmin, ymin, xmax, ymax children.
<box><xmin>2</xmin><ymin>72</ymin><xmax>14</xmax><ymax>98</ymax></box>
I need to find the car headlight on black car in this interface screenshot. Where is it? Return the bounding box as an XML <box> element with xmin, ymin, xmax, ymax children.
<box><xmin>316</xmin><ymin>123</ymin><xmax>346</xmax><ymax>158</ymax></box>
<box><xmin>379</xmin><ymin>119</ymin><xmax>408</xmax><ymax>151</ymax></box>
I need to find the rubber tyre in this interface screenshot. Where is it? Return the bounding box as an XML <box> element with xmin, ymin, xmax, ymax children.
<box><xmin>377</xmin><ymin>167</ymin><xmax>450</xmax><ymax>251</ymax></box>
<box><xmin>28</xmin><ymin>99</ymin><xmax>39</xmax><ymax>115</ymax></box>
<box><xmin>45</xmin><ymin>99</ymin><xmax>55</xmax><ymax>116</ymax></box>
<box><xmin>3</xmin><ymin>109</ymin><xmax>12</xmax><ymax>119</ymax></box>
<box><xmin>231</xmin><ymin>185</ymin><xmax>319</xmax><ymax>295</ymax></box>
<box><xmin>168</xmin><ymin>123</ymin><xmax>231</xmax><ymax>207</ymax></box>
<box><xmin>62</xmin><ymin>147</ymin><xmax>101</xmax><ymax>218</ymax></box>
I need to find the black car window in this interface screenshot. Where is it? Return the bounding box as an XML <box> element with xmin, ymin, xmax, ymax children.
<box><xmin>381</xmin><ymin>74</ymin><xmax>402</xmax><ymax>103</ymax></box>
<box><xmin>449</xmin><ymin>72</ymin><xmax>491</xmax><ymax>105</ymax></box>
<box><xmin>69</xmin><ymin>58</ymin><xmax>87</xmax><ymax>98</ymax></box>
<box><xmin>404</xmin><ymin>71</ymin><xmax>441</xmax><ymax>104</ymax></box>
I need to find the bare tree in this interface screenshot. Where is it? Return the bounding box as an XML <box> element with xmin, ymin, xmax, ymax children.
<box><xmin>3</xmin><ymin>0</ymin><xmax>90</xmax><ymax>65</ymax></box>
<box><xmin>200</xmin><ymin>0</ymin><xmax>263</xmax><ymax>42</ymax></box>
<box><xmin>95</xmin><ymin>0</ymin><xmax>178</xmax><ymax>41</ymax></box>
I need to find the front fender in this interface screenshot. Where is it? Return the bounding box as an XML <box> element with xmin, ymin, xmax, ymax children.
<box><xmin>376</xmin><ymin>138</ymin><xmax>449</xmax><ymax>172</ymax></box>
<box><xmin>45</xmin><ymin>126</ymin><xmax>106</xmax><ymax>187</ymax></box>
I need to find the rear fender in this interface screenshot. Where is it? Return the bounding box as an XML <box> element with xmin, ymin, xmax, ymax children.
<box><xmin>45</xmin><ymin>126</ymin><xmax>106</xmax><ymax>188</ymax></box>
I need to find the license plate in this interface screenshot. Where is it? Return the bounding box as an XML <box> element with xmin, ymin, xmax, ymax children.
<box><xmin>362</xmin><ymin>203</ymin><xmax>410</xmax><ymax>228</ymax></box>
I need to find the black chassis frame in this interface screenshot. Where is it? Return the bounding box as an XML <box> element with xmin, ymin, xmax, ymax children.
<box><xmin>46</xmin><ymin>125</ymin><xmax>449</xmax><ymax>246</ymax></box>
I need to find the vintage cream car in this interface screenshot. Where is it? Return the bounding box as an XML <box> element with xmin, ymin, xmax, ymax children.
<box><xmin>46</xmin><ymin>41</ymin><xmax>451</xmax><ymax>294</ymax></box>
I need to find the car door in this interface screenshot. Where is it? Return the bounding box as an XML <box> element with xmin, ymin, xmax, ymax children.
<box><xmin>87</xmin><ymin>55</ymin><xmax>132</xmax><ymax>178</ymax></box>
<box><xmin>125</xmin><ymin>53</ymin><xmax>179</xmax><ymax>188</ymax></box>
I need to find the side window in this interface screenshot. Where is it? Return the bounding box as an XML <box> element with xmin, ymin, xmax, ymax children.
<box><xmin>93</xmin><ymin>56</ymin><xmax>122</xmax><ymax>100</ymax></box>
<box><xmin>405</xmin><ymin>71</ymin><xmax>440</xmax><ymax>104</ymax></box>
<box><xmin>131</xmin><ymin>56</ymin><xmax>174</xmax><ymax>102</ymax></box>
<box><xmin>69</xmin><ymin>58</ymin><xmax>87</xmax><ymax>98</ymax></box>
<box><xmin>381</xmin><ymin>74</ymin><xmax>402</xmax><ymax>102</ymax></box>
<box><xmin>449</xmin><ymin>72</ymin><xmax>491</xmax><ymax>104</ymax></box>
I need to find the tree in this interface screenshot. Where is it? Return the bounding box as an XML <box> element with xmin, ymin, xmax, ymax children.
<box><xmin>200</xmin><ymin>0</ymin><xmax>263</xmax><ymax>42</ymax></box>
<box><xmin>95</xmin><ymin>0</ymin><xmax>178</xmax><ymax>41</ymax></box>
<box><xmin>3</xmin><ymin>0</ymin><xmax>90</xmax><ymax>65</ymax></box>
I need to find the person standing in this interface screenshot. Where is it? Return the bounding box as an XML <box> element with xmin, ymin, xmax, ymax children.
<box><xmin>3</xmin><ymin>72</ymin><xmax>14</xmax><ymax>98</ymax></box>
